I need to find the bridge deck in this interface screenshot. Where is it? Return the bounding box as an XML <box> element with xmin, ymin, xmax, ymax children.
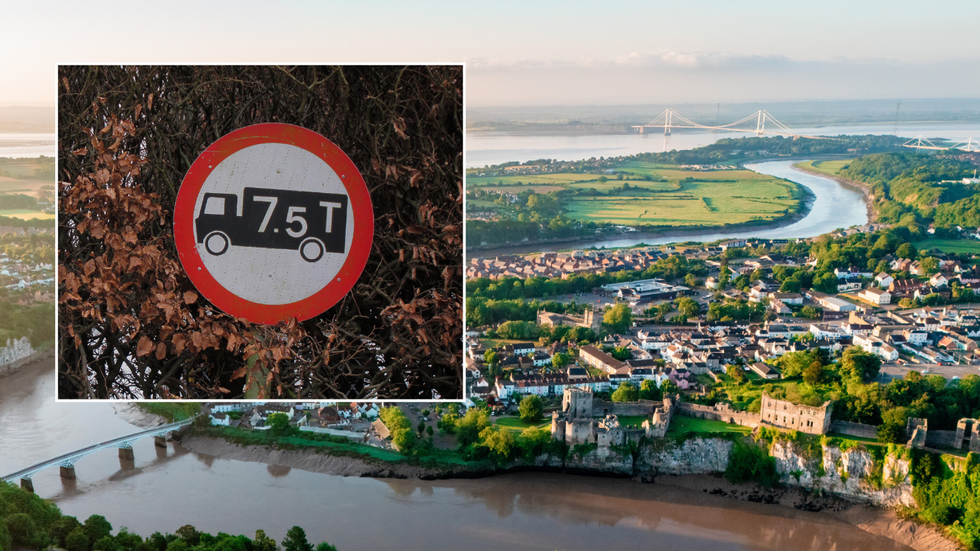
<box><xmin>2</xmin><ymin>418</ymin><xmax>194</xmax><ymax>482</ymax></box>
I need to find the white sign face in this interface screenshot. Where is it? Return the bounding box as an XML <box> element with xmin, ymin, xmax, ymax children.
<box><xmin>194</xmin><ymin>143</ymin><xmax>355</xmax><ymax>305</ymax></box>
<box><xmin>174</xmin><ymin>124</ymin><xmax>373</xmax><ymax>324</ymax></box>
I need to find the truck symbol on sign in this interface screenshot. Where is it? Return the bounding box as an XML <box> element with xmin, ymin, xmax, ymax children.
<box><xmin>195</xmin><ymin>187</ymin><xmax>349</xmax><ymax>263</ymax></box>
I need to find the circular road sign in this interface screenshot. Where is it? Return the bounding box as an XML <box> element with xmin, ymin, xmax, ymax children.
<box><xmin>174</xmin><ymin>123</ymin><xmax>373</xmax><ymax>324</ymax></box>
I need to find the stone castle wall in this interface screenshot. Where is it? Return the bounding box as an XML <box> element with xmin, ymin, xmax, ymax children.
<box><xmin>676</xmin><ymin>401</ymin><xmax>760</xmax><ymax>429</ymax></box>
<box><xmin>759</xmin><ymin>392</ymin><xmax>832</xmax><ymax>435</ymax></box>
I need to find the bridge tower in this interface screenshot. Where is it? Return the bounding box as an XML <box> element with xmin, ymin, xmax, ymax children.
<box><xmin>756</xmin><ymin>110</ymin><xmax>766</xmax><ymax>137</ymax></box>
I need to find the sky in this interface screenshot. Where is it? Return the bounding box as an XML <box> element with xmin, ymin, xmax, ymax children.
<box><xmin>2</xmin><ymin>0</ymin><xmax>979</xmax><ymax>107</ymax></box>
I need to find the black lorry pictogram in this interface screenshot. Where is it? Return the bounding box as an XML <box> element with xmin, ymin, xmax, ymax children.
<box><xmin>195</xmin><ymin>187</ymin><xmax>349</xmax><ymax>262</ymax></box>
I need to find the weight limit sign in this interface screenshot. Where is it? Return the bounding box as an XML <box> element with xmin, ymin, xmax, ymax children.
<box><xmin>174</xmin><ymin>123</ymin><xmax>373</xmax><ymax>324</ymax></box>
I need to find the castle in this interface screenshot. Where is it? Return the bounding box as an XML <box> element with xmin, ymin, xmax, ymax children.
<box><xmin>759</xmin><ymin>392</ymin><xmax>833</xmax><ymax>435</ymax></box>
<box><xmin>550</xmin><ymin>387</ymin><xmax>675</xmax><ymax>446</ymax></box>
<box><xmin>537</xmin><ymin>307</ymin><xmax>601</xmax><ymax>334</ymax></box>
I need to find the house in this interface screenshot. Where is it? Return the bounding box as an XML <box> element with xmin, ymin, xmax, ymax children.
<box><xmin>858</xmin><ymin>287</ymin><xmax>891</xmax><ymax>305</ymax></box>
<box><xmin>875</xmin><ymin>273</ymin><xmax>894</xmax><ymax>289</ymax></box>
<box><xmin>750</xmin><ymin>362</ymin><xmax>780</xmax><ymax>379</ymax></box>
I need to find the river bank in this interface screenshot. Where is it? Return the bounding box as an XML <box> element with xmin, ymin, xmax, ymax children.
<box><xmin>177</xmin><ymin>431</ymin><xmax>962</xmax><ymax>551</ymax></box>
<box><xmin>468</xmin><ymin>159</ymin><xmax>871</xmax><ymax>257</ymax></box>
<box><xmin>469</xmin><ymin>171</ymin><xmax>817</xmax><ymax>258</ymax></box>
<box><xmin>0</xmin><ymin>349</ymin><xmax>55</xmax><ymax>380</ymax></box>
<box><xmin>469</xmin><ymin>206</ymin><xmax>814</xmax><ymax>258</ymax></box>
<box><xmin>791</xmin><ymin>163</ymin><xmax>878</xmax><ymax>224</ymax></box>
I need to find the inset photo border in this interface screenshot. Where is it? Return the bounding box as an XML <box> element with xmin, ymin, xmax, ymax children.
<box><xmin>57</xmin><ymin>65</ymin><xmax>463</xmax><ymax>401</ymax></box>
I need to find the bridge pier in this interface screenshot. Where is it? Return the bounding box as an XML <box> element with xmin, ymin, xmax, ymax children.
<box><xmin>154</xmin><ymin>435</ymin><xmax>167</xmax><ymax>448</ymax></box>
<box><xmin>118</xmin><ymin>447</ymin><xmax>134</xmax><ymax>461</ymax></box>
<box><xmin>60</xmin><ymin>465</ymin><xmax>76</xmax><ymax>480</ymax></box>
<box><xmin>20</xmin><ymin>478</ymin><xmax>33</xmax><ymax>493</ymax></box>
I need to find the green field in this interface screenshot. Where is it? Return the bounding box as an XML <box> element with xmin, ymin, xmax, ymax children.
<box><xmin>616</xmin><ymin>415</ymin><xmax>649</xmax><ymax>428</ymax></box>
<box><xmin>914</xmin><ymin>239</ymin><xmax>980</xmax><ymax>255</ymax></box>
<box><xmin>467</xmin><ymin>173</ymin><xmax>612</xmax><ymax>186</ymax></box>
<box><xmin>495</xmin><ymin>416</ymin><xmax>551</xmax><ymax>433</ymax></box>
<box><xmin>467</xmin><ymin>161</ymin><xmax>806</xmax><ymax>227</ymax></box>
<box><xmin>794</xmin><ymin>159</ymin><xmax>853</xmax><ymax>177</ymax></box>
<box><xmin>667</xmin><ymin>415</ymin><xmax>753</xmax><ymax>435</ymax></box>
<box><xmin>0</xmin><ymin>209</ymin><xmax>54</xmax><ymax>220</ymax></box>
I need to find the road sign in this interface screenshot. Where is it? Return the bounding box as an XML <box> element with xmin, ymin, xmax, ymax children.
<box><xmin>174</xmin><ymin>123</ymin><xmax>373</xmax><ymax>324</ymax></box>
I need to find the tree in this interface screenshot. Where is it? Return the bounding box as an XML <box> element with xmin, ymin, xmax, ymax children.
<box><xmin>802</xmin><ymin>361</ymin><xmax>823</xmax><ymax>385</ymax></box>
<box><xmin>456</xmin><ymin>408</ymin><xmax>491</xmax><ymax>446</ymax></box>
<box><xmin>603</xmin><ymin>303</ymin><xmax>633</xmax><ymax>334</ymax></box>
<box><xmin>684</xmin><ymin>273</ymin><xmax>701</xmax><ymax>288</ymax></box>
<box><xmin>392</xmin><ymin>426</ymin><xmax>417</xmax><ymax>451</ymax></box>
<box><xmin>551</xmin><ymin>352</ymin><xmax>569</xmax><ymax>370</ymax></box>
<box><xmin>611</xmin><ymin>382</ymin><xmax>639</xmax><ymax>402</ymax></box>
<box><xmin>283</xmin><ymin>526</ymin><xmax>314</xmax><ymax>551</ymax></box>
<box><xmin>610</xmin><ymin>346</ymin><xmax>631</xmax><ymax>361</ymax></box>
<box><xmin>483</xmin><ymin>349</ymin><xmax>498</xmax><ymax>366</ymax></box>
<box><xmin>267</xmin><ymin>412</ymin><xmax>293</xmax><ymax>437</ymax></box>
<box><xmin>519</xmin><ymin>395</ymin><xmax>544</xmax><ymax>423</ymax></box>
<box><xmin>315</xmin><ymin>543</ymin><xmax>339</xmax><ymax>551</ymax></box>
<box><xmin>175</xmin><ymin>525</ymin><xmax>200</xmax><ymax>545</ymax></box>
<box><xmin>5</xmin><ymin>513</ymin><xmax>36</xmax><ymax>547</ymax></box>
<box><xmin>254</xmin><ymin>530</ymin><xmax>278</xmax><ymax>551</ymax></box>
<box><xmin>800</xmin><ymin>305</ymin><xmax>822</xmax><ymax>319</ymax></box>
<box><xmin>65</xmin><ymin>528</ymin><xmax>90</xmax><ymax>551</ymax></box>
<box><xmin>896</xmin><ymin>242</ymin><xmax>917</xmax><ymax>259</ymax></box>
<box><xmin>727</xmin><ymin>364</ymin><xmax>746</xmax><ymax>385</ymax></box>
<box><xmin>518</xmin><ymin>425</ymin><xmax>553</xmax><ymax>459</ymax></box>
<box><xmin>639</xmin><ymin>379</ymin><xmax>662</xmax><ymax>400</ymax></box>
<box><xmin>418</xmin><ymin>420</ymin><xmax>426</xmax><ymax>436</ymax></box>
<box><xmin>478</xmin><ymin>426</ymin><xmax>515</xmax><ymax>464</ymax></box>
<box><xmin>877</xmin><ymin>407</ymin><xmax>910</xmax><ymax>444</ymax></box>
<box><xmin>426</xmin><ymin>424</ymin><xmax>434</xmax><ymax>437</ymax></box>
<box><xmin>675</xmin><ymin>297</ymin><xmax>701</xmax><ymax>318</ymax></box>
<box><xmin>85</xmin><ymin>514</ymin><xmax>113</xmax><ymax>543</ymax></box>
<box><xmin>840</xmin><ymin>346</ymin><xmax>882</xmax><ymax>383</ymax></box>
<box><xmin>920</xmin><ymin>257</ymin><xmax>940</xmax><ymax>275</ymax></box>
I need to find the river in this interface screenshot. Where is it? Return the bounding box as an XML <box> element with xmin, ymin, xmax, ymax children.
<box><xmin>466</xmin><ymin>122</ymin><xmax>980</xmax><ymax>168</ymax></box>
<box><xmin>0</xmin><ymin>133</ymin><xmax>55</xmax><ymax>158</ymax></box>
<box><xmin>470</xmin><ymin>159</ymin><xmax>868</xmax><ymax>257</ymax></box>
<box><xmin>1</xmin><ymin>361</ymin><xmax>915</xmax><ymax>550</ymax></box>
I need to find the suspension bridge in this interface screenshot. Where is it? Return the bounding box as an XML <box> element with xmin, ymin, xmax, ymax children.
<box><xmin>902</xmin><ymin>136</ymin><xmax>980</xmax><ymax>152</ymax></box>
<box><xmin>631</xmin><ymin>108</ymin><xmax>979</xmax><ymax>153</ymax></box>
<box><xmin>2</xmin><ymin>417</ymin><xmax>195</xmax><ymax>492</ymax></box>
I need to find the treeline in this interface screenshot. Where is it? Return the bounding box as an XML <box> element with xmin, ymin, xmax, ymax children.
<box><xmin>438</xmin><ymin>407</ymin><xmax>564</xmax><ymax>465</ymax></box>
<box><xmin>631</xmin><ymin>134</ymin><xmax>905</xmax><ymax>165</ymax></box>
<box><xmin>467</xmin><ymin>217</ymin><xmax>595</xmax><ymax>247</ymax></box>
<box><xmin>770</xmin><ymin>346</ymin><xmax>980</xmax><ymax>435</ymax></box>
<box><xmin>0</xmin><ymin>157</ymin><xmax>55</xmax><ymax>181</ymax></box>
<box><xmin>839</xmin><ymin>152</ymin><xmax>979</xmax><ymax>227</ymax></box>
<box><xmin>0</xmin><ymin>481</ymin><xmax>338</xmax><ymax>551</ymax></box>
<box><xmin>0</xmin><ymin>301</ymin><xmax>55</xmax><ymax>349</ymax></box>
<box><xmin>0</xmin><ymin>193</ymin><xmax>41</xmax><ymax>210</ymax></box>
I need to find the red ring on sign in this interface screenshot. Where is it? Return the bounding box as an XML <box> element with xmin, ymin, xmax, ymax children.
<box><xmin>174</xmin><ymin>123</ymin><xmax>373</xmax><ymax>324</ymax></box>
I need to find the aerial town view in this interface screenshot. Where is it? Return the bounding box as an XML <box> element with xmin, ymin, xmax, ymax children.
<box><xmin>4</xmin><ymin>2</ymin><xmax>980</xmax><ymax>551</ymax></box>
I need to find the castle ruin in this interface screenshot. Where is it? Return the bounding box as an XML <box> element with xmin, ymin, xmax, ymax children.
<box><xmin>759</xmin><ymin>392</ymin><xmax>833</xmax><ymax>435</ymax></box>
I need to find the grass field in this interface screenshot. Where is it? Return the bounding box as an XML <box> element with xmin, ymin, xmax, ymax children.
<box><xmin>914</xmin><ymin>239</ymin><xmax>980</xmax><ymax>255</ymax></box>
<box><xmin>565</xmin><ymin>161</ymin><xmax>802</xmax><ymax>226</ymax></box>
<box><xmin>495</xmin><ymin>416</ymin><xmax>551</xmax><ymax>432</ymax></box>
<box><xmin>794</xmin><ymin>159</ymin><xmax>853</xmax><ymax>177</ymax></box>
<box><xmin>0</xmin><ymin>158</ymin><xmax>55</xmax><ymax>198</ymax></box>
<box><xmin>0</xmin><ymin>209</ymin><xmax>54</xmax><ymax>220</ymax></box>
<box><xmin>481</xmin><ymin>184</ymin><xmax>565</xmax><ymax>194</ymax></box>
<box><xmin>467</xmin><ymin>161</ymin><xmax>806</xmax><ymax>227</ymax></box>
<box><xmin>667</xmin><ymin>416</ymin><xmax>753</xmax><ymax>435</ymax></box>
<box><xmin>616</xmin><ymin>415</ymin><xmax>649</xmax><ymax>428</ymax></box>
<box><xmin>467</xmin><ymin>173</ymin><xmax>610</xmax><ymax>186</ymax></box>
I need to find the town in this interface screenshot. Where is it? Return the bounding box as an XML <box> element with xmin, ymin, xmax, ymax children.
<box><xmin>464</xmin><ymin>225</ymin><xmax>980</xmax><ymax>457</ymax></box>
